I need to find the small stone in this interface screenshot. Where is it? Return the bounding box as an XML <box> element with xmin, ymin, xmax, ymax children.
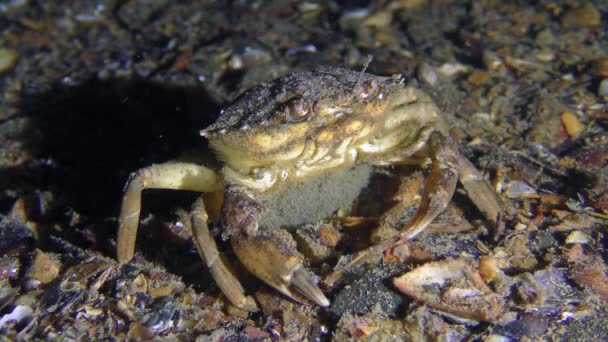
<box><xmin>535</xmin><ymin>29</ymin><xmax>556</xmax><ymax>46</ymax></box>
<box><xmin>0</xmin><ymin>215</ymin><xmax>35</xmax><ymax>254</ymax></box>
<box><xmin>0</xmin><ymin>48</ymin><xmax>18</xmax><ymax>75</ymax></box>
<box><xmin>148</xmin><ymin>282</ymin><xmax>184</xmax><ymax>298</ymax></box>
<box><xmin>244</xmin><ymin>326</ymin><xmax>271</xmax><ymax>340</ymax></box>
<box><xmin>514</xmin><ymin>223</ymin><xmax>528</xmax><ymax>231</ymax></box>
<box><xmin>535</xmin><ymin>50</ymin><xmax>555</xmax><ymax>63</ymax></box>
<box><xmin>561</xmin><ymin>2</ymin><xmax>601</xmax><ymax>28</ymax></box>
<box><xmin>417</xmin><ymin>63</ymin><xmax>438</xmax><ymax>87</ymax></box>
<box><xmin>25</xmin><ymin>250</ymin><xmax>59</xmax><ymax>284</ymax></box>
<box><xmin>506</xmin><ymin>181</ymin><xmax>537</xmax><ymax>199</ymax></box>
<box><xmin>127</xmin><ymin>323</ymin><xmax>154</xmax><ymax>340</ymax></box>
<box><xmin>565</xmin><ymin>231</ymin><xmax>590</xmax><ymax>244</ymax></box>
<box><xmin>598</xmin><ymin>79</ymin><xmax>608</xmax><ymax>97</ymax></box>
<box><xmin>298</xmin><ymin>2</ymin><xmax>322</xmax><ymax>14</ymax></box>
<box><xmin>374</xmin><ymin>29</ymin><xmax>399</xmax><ymax>46</ymax></box>
<box><xmin>593</xmin><ymin>59</ymin><xmax>608</xmax><ymax>78</ymax></box>
<box><xmin>363</xmin><ymin>10</ymin><xmax>393</xmax><ymax>28</ymax></box>
<box><xmin>0</xmin><ymin>287</ymin><xmax>18</xmax><ymax>312</ymax></box>
<box><xmin>0</xmin><ymin>305</ymin><xmax>33</xmax><ymax>330</ymax></box>
<box><xmin>482</xmin><ymin>51</ymin><xmax>503</xmax><ymax>71</ymax></box>
<box><xmin>479</xmin><ymin>256</ymin><xmax>500</xmax><ymax>283</ymax></box>
<box><xmin>388</xmin><ymin>0</ymin><xmax>427</xmax><ymax>10</ymax></box>
<box><xmin>467</xmin><ymin>71</ymin><xmax>492</xmax><ymax>86</ymax></box>
<box><xmin>438</xmin><ymin>63</ymin><xmax>469</xmax><ymax>77</ymax></box>
<box><xmin>227</xmin><ymin>54</ymin><xmax>244</xmax><ymax>70</ymax></box>
<box><xmin>561</xmin><ymin>112</ymin><xmax>584</xmax><ymax>138</ymax></box>
<box><xmin>226</xmin><ymin>303</ymin><xmax>250</xmax><ymax>318</ymax></box>
<box><xmin>130</xmin><ymin>273</ymin><xmax>147</xmax><ymax>294</ymax></box>
<box><xmin>296</xmin><ymin>224</ymin><xmax>341</xmax><ymax>263</ymax></box>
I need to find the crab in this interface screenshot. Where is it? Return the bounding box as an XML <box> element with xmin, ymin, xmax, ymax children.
<box><xmin>116</xmin><ymin>66</ymin><xmax>501</xmax><ymax>312</ymax></box>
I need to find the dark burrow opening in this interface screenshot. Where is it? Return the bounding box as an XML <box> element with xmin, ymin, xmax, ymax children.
<box><xmin>5</xmin><ymin>78</ymin><xmax>221</xmax><ymax>262</ymax></box>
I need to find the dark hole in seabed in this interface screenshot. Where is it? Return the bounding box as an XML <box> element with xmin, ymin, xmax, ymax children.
<box><xmin>5</xmin><ymin>78</ymin><xmax>221</xmax><ymax>266</ymax></box>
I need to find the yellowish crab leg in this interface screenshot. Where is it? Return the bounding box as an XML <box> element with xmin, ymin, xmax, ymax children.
<box><xmin>117</xmin><ymin>162</ymin><xmax>222</xmax><ymax>263</ymax></box>
<box><xmin>457</xmin><ymin>157</ymin><xmax>502</xmax><ymax>224</ymax></box>
<box><xmin>190</xmin><ymin>197</ymin><xmax>259</xmax><ymax>312</ymax></box>
<box><xmin>324</xmin><ymin>131</ymin><xmax>502</xmax><ymax>289</ymax></box>
<box><xmin>399</xmin><ymin>131</ymin><xmax>501</xmax><ymax>240</ymax></box>
<box><xmin>116</xmin><ymin>161</ymin><xmax>327</xmax><ymax>309</ymax></box>
<box><xmin>399</xmin><ymin>131</ymin><xmax>459</xmax><ymax>240</ymax></box>
<box><xmin>117</xmin><ymin>163</ymin><xmax>260</xmax><ymax>311</ymax></box>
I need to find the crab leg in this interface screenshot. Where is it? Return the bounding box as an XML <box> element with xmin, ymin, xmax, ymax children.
<box><xmin>400</xmin><ymin>131</ymin><xmax>459</xmax><ymax>240</ymax></box>
<box><xmin>324</xmin><ymin>132</ymin><xmax>502</xmax><ymax>288</ymax></box>
<box><xmin>117</xmin><ymin>162</ymin><xmax>222</xmax><ymax>262</ymax></box>
<box><xmin>190</xmin><ymin>197</ymin><xmax>259</xmax><ymax>311</ymax></box>
<box><xmin>457</xmin><ymin>157</ymin><xmax>502</xmax><ymax>223</ymax></box>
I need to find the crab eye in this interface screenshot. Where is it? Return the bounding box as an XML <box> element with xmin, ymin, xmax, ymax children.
<box><xmin>285</xmin><ymin>98</ymin><xmax>310</xmax><ymax>122</ymax></box>
<box><xmin>357</xmin><ymin>79</ymin><xmax>379</xmax><ymax>99</ymax></box>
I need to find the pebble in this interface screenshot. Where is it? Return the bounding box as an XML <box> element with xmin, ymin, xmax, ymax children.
<box><xmin>535</xmin><ymin>29</ymin><xmax>556</xmax><ymax>46</ymax></box>
<box><xmin>565</xmin><ymin>231</ymin><xmax>590</xmax><ymax>244</ymax></box>
<box><xmin>0</xmin><ymin>215</ymin><xmax>35</xmax><ymax>254</ymax></box>
<box><xmin>417</xmin><ymin>63</ymin><xmax>437</xmax><ymax>87</ymax></box>
<box><xmin>227</xmin><ymin>54</ymin><xmax>244</xmax><ymax>70</ymax></box>
<box><xmin>25</xmin><ymin>249</ymin><xmax>59</xmax><ymax>284</ymax></box>
<box><xmin>438</xmin><ymin>62</ymin><xmax>469</xmax><ymax>77</ymax></box>
<box><xmin>0</xmin><ymin>287</ymin><xmax>18</xmax><ymax>311</ymax></box>
<box><xmin>479</xmin><ymin>256</ymin><xmax>500</xmax><ymax>283</ymax></box>
<box><xmin>593</xmin><ymin>59</ymin><xmax>608</xmax><ymax>78</ymax></box>
<box><xmin>535</xmin><ymin>50</ymin><xmax>555</xmax><ymax>62</ymax></box>
<box><xmin>0</xmin><ymin>48</ymin><xmax>18</xmax><ymax>75</ymax></box>
<box><xmin>561</xmin><ymin>2</ymin><xmax>601</xmax><ymax>28</ymax></box>
<box><xmin>482</xmin><ymin>50</ymin><xmax>503</xmax><ymax>71</ymax></box>
<box><xmin>127</xmin><ymin>323</ymin><xmax>154</xmax><ymax>340</ymax></box>
<box><xmin>0</xmin><ymin>305</ymin><xmax>33</xmax><ymax>330</ymax></box>
<box><xmin>599</xmin><ymin>79</ymin><xmax>608</xmax><ymax>97</ymax></box>
<box><xmin>296</xmin><ymin>224</ymin><xmax>340</xmax><ymax>263</ymax></box>
<box><xmin>148</xmin><ymin>282</ymin><xmax>184</xmax><ymax>298</ymax></box>
<box><xmin>561</xmin><ymin>111</ymin><xmax>584</xmax><ymax>138</ymax></box>
<box><xmin>506</xmin><ymin>181</ymin><xmax>537</xmax><ymax>199</ymax></box>
<box><xmin>363</xmin><ymin>10</ymin><xmax>393</xmax><ymax>28</ymax></box>
<box><xmin>298</xmin><ymin>2</ymin><xmax>321</xmax><ymax>14</ymax></box>
<box><xmin>467</xmin><ymin>70</ymin><xmax>492</xmax><ymax>85</ymax></box>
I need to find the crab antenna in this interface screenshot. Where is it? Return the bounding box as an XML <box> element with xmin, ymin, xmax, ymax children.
<box><xmin>355</xmin><ymin>54</ymin><xmax>373</xmax><ymax>89</ymax></box>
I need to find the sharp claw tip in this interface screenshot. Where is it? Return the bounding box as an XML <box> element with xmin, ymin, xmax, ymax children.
<box><xmin>318</xmin><ymin>296</ymin><xmax>330</xmax><ymax>308</ymax></box>
<box><xmin>291</xmin><ymin>267</ymin><xmax>331</xmax><ymax>307</ymax></box>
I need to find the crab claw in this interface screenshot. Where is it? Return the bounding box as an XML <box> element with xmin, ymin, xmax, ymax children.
<box><xmin>290</xmin><ymin>265</ymin><xmax>330</xmax><ymax>307</ymax></box>
<box><xmin>231</xmin><ymin>229</ymin><xmax>330</xmax><ymax>307</ymax></box>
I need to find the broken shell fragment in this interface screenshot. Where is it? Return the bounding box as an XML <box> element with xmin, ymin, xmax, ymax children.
<box><xmin>561</xmin><ymin>112</ymin><xmax>584</xmax><ymax>138</ymax></box>
<box><xmin>393</xmin><ymin>258</ymin><xmax>504</xmax><ymax>321</ymax></box>
<box><xmin>479</xmin><ymin>255</ymin><xmax>502</xmax><ymax>283</ymax></box>
<box><xmin>565</xmin><ymin>244</ymin><xmax>608</xmax><ymax>302</ymax></box>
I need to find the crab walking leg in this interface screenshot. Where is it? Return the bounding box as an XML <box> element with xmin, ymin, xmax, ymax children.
<box><xmin>457</xmin><ymin>157</ymin><xmax>502</xmax><ymax>223</ymax></box>
<box><xmin>117</xmin><ymin>162</ymin><xmax>222</xmax><ymax>263</ymax></box>
<box><xmin>190</xmin><ymin>197</ymin><xmax>259</xmax><ymax>312</ymax></box>
<box><xmin>400</xmin><ymin>131</ymin><xmax>459</xmax><ymax>240</ymax></box>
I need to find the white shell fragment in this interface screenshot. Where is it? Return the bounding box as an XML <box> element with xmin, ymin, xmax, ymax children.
<box><xmin>0</xmin><ymin>305</ymin><xmax>33</xmax><ymax>329</ymax></box>
<box><xmin>565</xmin><ymin>230</ymin><xmax>590</xmax><ymax>244</ymax></box>
<box><xmin>506</xmin><ymin>180</ymin><xmax>537</xmax><ymax>199</ymax></box>
<box><xmin>393</xmin><ymin>258</ymin><xmax>504</xmax><ymax>321</ymax></box>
